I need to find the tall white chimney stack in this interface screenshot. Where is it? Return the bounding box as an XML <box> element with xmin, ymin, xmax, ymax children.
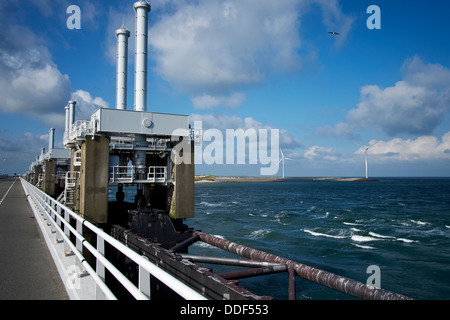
<box><xmin>48</xmin><ymin>128</ymin><xmax>55</xmax><ymax>151</ymax></box>
<box><xmin>133</xmin><ymin>1</ymin><xmax>151</xmax><ymax>112</ymax></box>
<box><xmin>65</xmin><ymin>105</ymin><xmax>70</xmax><ymax>134</ymax></box>
<box><xmin>115</xmin><ymin>26</ymin><xmax>130</xmax><ymax>110</ymax></box>
<box><xmin>68</xmin><ymin>100</ymin><xmax>76</xmax><ymax>130</ymax></box>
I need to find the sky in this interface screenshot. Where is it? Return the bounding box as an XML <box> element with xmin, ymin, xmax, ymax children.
<box><xmin>0</xmin><ymin>0</ymin><xmax>450</xmax><ymax>177</ymax></box>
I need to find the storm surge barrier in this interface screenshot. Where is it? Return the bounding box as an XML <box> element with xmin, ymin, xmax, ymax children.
<box><xmin>20</xmin><ymin>178</ymin><xmax>206</xmax><ymax>300</ymax></box>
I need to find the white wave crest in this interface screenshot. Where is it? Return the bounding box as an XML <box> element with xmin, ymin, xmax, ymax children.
<box><xmin>353</xmin><ymin>243</ymin><xmax>376</xmax><ymax>250</ymax></box>
<box><xmin>411</xmin><ymin>220</ymin><xmax>429</xmax><ymax>226</ymax></box>
<box><xmin>397</xmin><ymin>238</ymin><xmax>417</xmax><ymax>243</ymax></box>
<box><xmin>249</xmin><ymin>229</ymin><xmax>271</xmax><ymax>239</ymax></box>
<box><xmin>304</xmin><ymin>229</ymin><xmax>346</xmax><ymax>239</ymax></box>
<box><xmin>200</xmin><ymin>201</ymin><xmax>221</xmax><ymax>207</ymax></box>
<box><xmin>351</xmin><ymin>235</ymin><xmax>381</xmax><ymax>242</ymax></box>
<box><xmin>343</xmin><ymin>222</ymin><xmax>363</xmax><ymax>226</ymax></box>
<box><xmin>369</xmin><ymin>232</ymin><xmax>396</xmax><ymax>239</ymax></box>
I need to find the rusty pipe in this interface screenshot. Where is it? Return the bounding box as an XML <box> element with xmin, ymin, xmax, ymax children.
<box><xmin>218</xmin><ymin>265</ymin><xmax>287</xmax><ymax>280</ymax></box>
<box><xmin>196</xmin><ymin>232</ymin><xmax>412</xmax><ymax>300</ymax></box>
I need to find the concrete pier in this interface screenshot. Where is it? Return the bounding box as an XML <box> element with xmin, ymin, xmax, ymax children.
<box><xmin>0</xmin><ymin>178</ymin><xmax>68</xmax><ymax>299</ymax></box>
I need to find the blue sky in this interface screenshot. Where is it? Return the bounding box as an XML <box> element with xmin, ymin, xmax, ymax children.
<box><xmin>1</xmin><ymin>0</ymin><xmax>450</xmax><ymax>177</ymax></box>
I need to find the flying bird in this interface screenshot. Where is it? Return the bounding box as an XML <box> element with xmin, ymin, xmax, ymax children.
<box><xmin>328</xmin><ymin>31</ymin><xmax>340</xmax><ymax>35</ymax></box>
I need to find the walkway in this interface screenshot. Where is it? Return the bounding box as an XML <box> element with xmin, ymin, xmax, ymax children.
<box><xmin>0</xmin><ymin>178</ymin><xmax>68</xmax><ymax>300</ymax></box>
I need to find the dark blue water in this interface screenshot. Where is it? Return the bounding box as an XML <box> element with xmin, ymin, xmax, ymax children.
<box><xmin>188</xmin><ymin>178</ymin><xmax>450</xmax><ymax>300</ymax></box>
<box><xmin>110</xmin><ymin>178</ymin><xmax>450</xmax><ymax>300</ymax></box>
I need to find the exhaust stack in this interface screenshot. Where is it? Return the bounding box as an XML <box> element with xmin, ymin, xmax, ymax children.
<box><xmin>133</xmin><ymin>1</ymin><xmax>151</xmax><ymax>112</ymax></box>
<box><xmin>48</xmin><ymin>128</ymin><xmax>55</xmax><ymax>151</ymax></box>
<box><xmin>115</xmin><ymin>26</ymin><xmax>130</xmax><ymax>110</ymax></box>
<box><xmin>65</xmin><ymin>105</ymin><xmax>70</xmax><ymax>135</ymax></box>
<box><xmin>68</xmin><ymin>100</ymin><xmax>76</xmax><ymax>130</ymax></box>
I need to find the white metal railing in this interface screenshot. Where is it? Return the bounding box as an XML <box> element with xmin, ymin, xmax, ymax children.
<box><xmin>70</xmin><ymin>120</ymin><xmax>93</xmax><ymax>141</ymax></box>
<box><xmin>64</xmin><ymin>120</ymin><xmax>93</xmax><ymax>146</ymax></box>
<box><xmin>148</xmin><ymin>166</ymin><xmax>167</xmax><ymax>182</ymax></box>
<box><xmin>73</xmin><ymin>150</ymin><xmax>82</xmax><ymax>167</ymax></box>
<box><xmin>110</xmin><ymin>165</ymin><xmax>135</xmax><ymax>183</ymax></box>
<box><xmin>110</xmin><ymin>166</ymin><xmax>167</xmax><ymax>183</ymax></box>
<box><xmin>65</xmin><ymin>171</ymin><xmax>80</xmax><ymax>188</ymax></box>
<box><xmin>20</xmin><ymin>178</ymin><xmax>206</xmax><ymax>300</ymax></box>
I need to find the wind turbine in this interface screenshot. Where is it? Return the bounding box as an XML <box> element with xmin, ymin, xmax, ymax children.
<box><xmin>357</xmin><ymin>142</ymin><xmax>377</xmax><ymax>179</ymax></box>
<box><xmin>279</xmin><ymin>149</ymin><xmax>292</xmax><ymax>179</ymax></box>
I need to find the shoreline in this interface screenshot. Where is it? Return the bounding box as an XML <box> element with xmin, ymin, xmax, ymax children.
<box><xmin>194</xmin><ymin>175</ymin><xmax>378</xmax><ymax>183</ymax></box>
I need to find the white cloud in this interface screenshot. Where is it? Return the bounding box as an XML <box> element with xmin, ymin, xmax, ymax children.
<box><xmin>304</xmin><ymin>145</ymin><xmax>339</xmax><ymax>161</ymax></box>
<box><xmin>324</xmin><ymin>57</ymin><xmax>450</xmax><ymax>137</ymax></box>
<box><xmin>0</xmin><ymin>132</ymin><xmax>50</xmax><ymax>174</ymax></box>
<box><xmin>192</xmin><ymin>93</ymin><xmax>246</xmax><ymax>109</ymax></box>
<box><xmin>71</xmin><ymin>90</ymin><xmax>110</xmax><ymax>121</ymax></box>
<box><xmin>0</xmin><ymin>41</ymin><xmax>72</xmax><ymax>126</ymax></box>
<box><xmin>191</xmin><ymin>113</ymin><xmax>302</xmax><ymax>150</ymax></box>
<box><xmin>102</xmin><ymin>0</ymin><xmax>353</xmax><ymax>109</ymax></box>
<box><xmin>149</xmin><ymin>0</ymin><xmax>302</xmax><ymax>97</ymax></box>
<box><xmin>357</xmin><ymin>132</ymin><xmax>450</xmax><ymax>161</ymax></box>
<box><xmin>348</xmin><ymin>80</ymin><xmax>446</xmax><ymax>136</ymax></box>
<box><xmin>0</xmin><ymin>2</ymin><xmax>109</xmax><ymax>130</ymax></box>
<box><xmin>0</xmin><ymin>4</ymin><xmax>72</xmax><ymax>128</ymax></box>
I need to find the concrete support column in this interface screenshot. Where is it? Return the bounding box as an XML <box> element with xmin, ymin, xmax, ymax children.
<box><xmin>43</xmin><ymin>159</ymin><xmax>56</xmax><ymax>197</ymax></box>
<box><xmin>169</xmin><ymin>143</ymin><xmax>195</xmax><ymax>219</ymax></box>
<box><xmin>79</xmin><ymin>135</ymin><xmax>110</xmax><ymax>224</ymax></box>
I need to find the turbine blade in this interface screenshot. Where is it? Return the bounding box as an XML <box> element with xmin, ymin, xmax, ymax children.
<box><xmin>368</xmin><ymin>141</ymin><xmax>378</xmax><ymax>149</ymax></box>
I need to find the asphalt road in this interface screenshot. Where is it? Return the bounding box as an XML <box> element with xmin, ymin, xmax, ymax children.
<box><xmin>0</xmin><ymin>178</ymin><xmax>68</xmax><ymax>300</ymax></box>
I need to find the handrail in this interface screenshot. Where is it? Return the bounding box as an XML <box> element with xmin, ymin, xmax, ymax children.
<box><xmin>110</xmin><ymin>165</ymin><xmax>167</xmax><ymax>183</ymax></box>
<box><xmin>20</xmin><ymin>178</ymin><xmax>207</xmax><ymax>300</ymax></box>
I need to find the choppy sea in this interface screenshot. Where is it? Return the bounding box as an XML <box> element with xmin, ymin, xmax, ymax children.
<box><xmin>112</xmin><ymin>178</ymin><xmax>450</xmax><ymax>300</ymax></box>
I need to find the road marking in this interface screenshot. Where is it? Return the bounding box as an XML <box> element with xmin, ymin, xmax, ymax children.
<box><xmin>0</xmin><ymin>179</ymin><xmax>16</xmax><ymax>206</ymax></box>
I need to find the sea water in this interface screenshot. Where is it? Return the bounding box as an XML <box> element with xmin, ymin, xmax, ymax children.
<box><xmin>110</xmin><ymin>178</ymin><xmax>450</xmax><ymax>300</ymax></box>
<box><xmin>189</xmin><ymin>178</ymin><xmax>450</xmax><ymax>300</ymax></box>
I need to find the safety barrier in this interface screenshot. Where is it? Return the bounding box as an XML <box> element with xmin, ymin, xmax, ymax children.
<box><xmin>20</xmin><ymin>178</ymin><xmax>206</xmax><ymax>300</ymax></box>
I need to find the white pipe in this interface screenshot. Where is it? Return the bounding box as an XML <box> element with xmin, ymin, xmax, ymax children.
<box><xmin>65</xmin><ymin>106</ymin><xmax>70</xmax><ymax>134</ymax></box>
<box><xmin>115</xmin><ymin>27</ymin><xmax>130</xmax><ymax>110</ymax></box>
<box><xmin>48</xmin><ymin>128</ymin><xmax>55</xmax><ymax>151</ymax></box>
<box><xmin>68</xmin><ymin>100</ymin><xmax>76</xmax><ymax>130</ymax></box>
<box><xmin>133</xmin><ymin>1</ymin><xmax>150</xmax><ymax>112</ymax></box>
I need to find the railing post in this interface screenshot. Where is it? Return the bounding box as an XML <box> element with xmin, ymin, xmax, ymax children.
<box><xmin>64</xmin><ymin>208</ymin><xmax>73</xmax><ymax>256</ymax></box>
<box><xmin>139</xmin><ymin>257</ymin><xmax>151</xmax><ymax>299</ymax></box>
<box><xmin>56</xmin><ymin>205</ymin><xmax>64</xmax><ymax>243</ymax></box>
<box><xmin>288</xmin><ymin>267</ymin><xmax>296</xmax><ymax>300</ymax></box>
<box><xmin>96</xmin><ymin>233</ymin><xmax>106</xmax><ymax>300</ymax></box>
<box><xmin>75</xmin><ymin>219</ymin><xmax>87</xmax><ymax>276</ymax></box>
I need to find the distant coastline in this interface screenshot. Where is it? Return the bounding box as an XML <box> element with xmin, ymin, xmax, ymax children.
<box><xmin>194</xmin><ymin>175</ymin><xmax>378</xmax><ymax>183</ymax></box>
